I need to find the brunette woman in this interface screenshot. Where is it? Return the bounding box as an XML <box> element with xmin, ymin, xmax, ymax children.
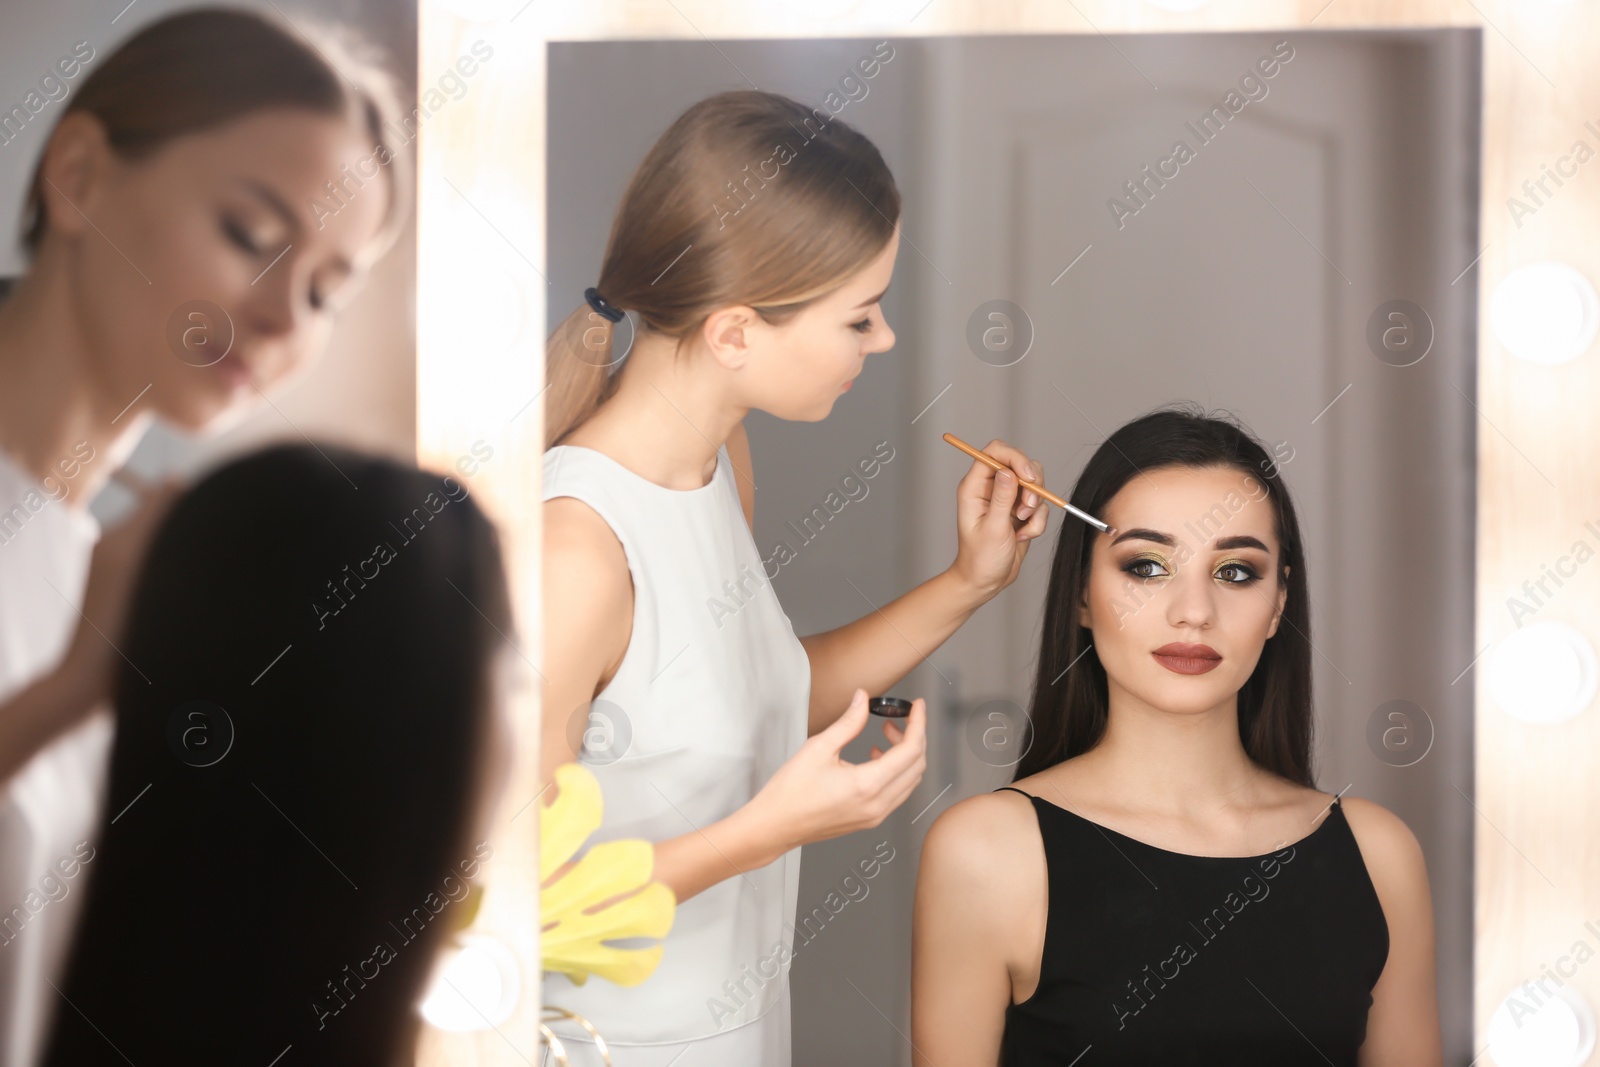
<box><xmin>913</xmin><ymin>406</ymin><xmax>1441</xmax><ymax>1066</ymax></box>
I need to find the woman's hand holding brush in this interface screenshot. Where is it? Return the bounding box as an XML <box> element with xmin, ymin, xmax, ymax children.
<box><xmin>947</xmin><ymin>437</ymin><xmax>1050</xmax><ymax>601</ymax></box>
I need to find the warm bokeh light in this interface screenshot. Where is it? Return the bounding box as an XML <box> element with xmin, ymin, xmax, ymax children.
<box><xmin>1491</xmin><ymin>262</ymin><xmax>1599</xmax><ymax>366</ymax></box>
<box><xmin>420</xmin><ymin>935</ymin><xmax>523</xmax><ymax>1032</ymax></box>
<box><xmin>1487</xmin><ymin>983</ymin><xmax>1595</xmax><ymax>1067</ymax></box>
<box><xmin>1488</xmin><ymin>620</ymin><xmax>1599</xmax><ymax>726</ymax></box>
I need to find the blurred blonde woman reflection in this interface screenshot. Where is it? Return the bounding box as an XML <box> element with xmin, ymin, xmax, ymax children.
<box><xmin>912</xmin><ymin>407</ymin><xmax>1442</xmax><ymax>1066</ymax></box>
<box><xmin>0</xmin><ymin>9</ymin><xmax>409</xmax><ymax>1066</ymax></box>
<box><xmin>539</xmin><ymin>88</ymin><xmax>1049</xmax><ymax>1066</ymax></box>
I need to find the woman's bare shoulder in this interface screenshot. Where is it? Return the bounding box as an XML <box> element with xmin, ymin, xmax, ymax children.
<box><xmin>934</xmin><ymin>784</ymin><xmax>1039</xmax><ymax>827</ymax></box>
<box><xmin>1339</xmin><ymin>796</ymin><xmax>1428</xmax><ymax>883</ymax></box>
<box><xmin>916</xmin><ymin>787</ymin><xmax>1048</xmax><ymax>999</ymax></box>
<box><xmin>541</xmin><ymin>496</ymin><xmax>633</xmax><ymax>695</ymax></box>
<box><xmin>920</xmin><ymin>788</ymin><xmax>1042</xmax><ymax>888</ymax></box>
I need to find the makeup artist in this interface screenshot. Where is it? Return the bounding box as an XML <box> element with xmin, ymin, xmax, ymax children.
<box><xmin>539</xmin><ymin>88</ymin><xmax>1049</xmax><ymax>1066</ymax></box>
<box><xmin>0</xmin><ymin>10</ymin><xmax>408</xmax><ymax>1066</ymax></box>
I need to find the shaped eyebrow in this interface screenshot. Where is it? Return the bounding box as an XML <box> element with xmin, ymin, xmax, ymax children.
<box><xmin>852</xmin><ymin>285</ymin><xmax>888</xmax><ymax>311</ymax></box>
<box><xmin>1110</xmin><ymin>527</ymin><xmax>1270</xmax><ymax>553</ymax></box>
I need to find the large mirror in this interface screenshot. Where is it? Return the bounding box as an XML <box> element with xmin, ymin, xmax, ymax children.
<box><xmin>548</xmin><ymin>29</ymin><xmax>1480</xmax><ymax>1064</ymax></box>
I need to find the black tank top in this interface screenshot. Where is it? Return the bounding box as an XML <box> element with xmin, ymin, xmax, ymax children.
<box><xmin>993</xmin><ymin>787</ymin><xmax>1389</xmax><ymax>1065</ymax></box>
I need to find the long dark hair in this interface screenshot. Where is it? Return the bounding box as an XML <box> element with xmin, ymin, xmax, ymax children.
<box><xmin>44</xmin><ymin>443</ymin><xmax>511</xmax><ymax>1066</ymax></box>
<box><xmin>1015</xmin><ymin>404</ymin><xmax>1315</xmax><ymax>787</ymax></box>
<box><xmin>545</xmin><ymin>87</ymin><xmax>900</xmax><ymax>448</ymax></box>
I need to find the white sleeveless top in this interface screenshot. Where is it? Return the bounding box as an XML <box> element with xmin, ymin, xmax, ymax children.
<box><xmin>0</xmin><ymin>447</ymin><xmax>112</xmax><ymax>1067</ymax></box>
<box><xmin>540</xmin><ymin>441</ymin><xmax>810</xmax><ymax>1051</ymax></box>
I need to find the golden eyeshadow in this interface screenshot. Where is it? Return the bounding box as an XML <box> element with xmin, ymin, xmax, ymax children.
<box><xmin>1213</xmin><ymin>558</ymin><xmax>1267</xmax><ymax>584</ymax></box>
<box><xmin>1118</xmin><ymin>552</ymin><xmax>1263</xmax><ymax>582</ymax></box>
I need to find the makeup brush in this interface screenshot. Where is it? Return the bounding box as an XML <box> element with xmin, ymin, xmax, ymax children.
<box><xmin>943</xmin><ymin>432</ymin><xmax>1116</xmax><ymax>535</ymax></box>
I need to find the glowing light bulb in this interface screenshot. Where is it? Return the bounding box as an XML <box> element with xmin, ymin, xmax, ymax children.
<box><xmin>1490</xmin><ymin>262</ymin><xmax>1600</xmax><ymax>365</ymax></box>
<box><xmin>1488</xmin><ymin>983</ymin><xmax>1595</xmax><ymax>1067</ymax></box>
<box><xmin>1487</xmin><ymin>620</ymin><xmax>1598</xmax><ymax>725</ymax></box>
<box><xmin>419</xmin><ymin>934</ymin><xmax>521</xmax><ymax>1032</ymax></box>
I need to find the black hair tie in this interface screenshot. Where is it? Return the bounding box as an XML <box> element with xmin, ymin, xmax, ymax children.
<box><xmin>584</xmin><ymin>286</ymin><xmax>625</xmax><ymax>323</ymax></box>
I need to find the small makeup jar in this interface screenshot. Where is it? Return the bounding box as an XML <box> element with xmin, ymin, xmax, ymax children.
<box><xmin>869</xmin><ymin>696</ymin><xmax>912</xmax><ymax>718</ymax></box>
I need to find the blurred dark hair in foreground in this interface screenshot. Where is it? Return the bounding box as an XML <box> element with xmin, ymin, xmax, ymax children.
<box><xmin>43</xmin><ymin>443</ymin><xmax>512</xmax><ymax>1066</ymax></box>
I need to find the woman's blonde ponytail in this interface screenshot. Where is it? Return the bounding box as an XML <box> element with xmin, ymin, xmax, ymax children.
<box><xmin>543</xmin><ymin>306</ymin><xmax>620</xmax><ymax>450</ymax></box>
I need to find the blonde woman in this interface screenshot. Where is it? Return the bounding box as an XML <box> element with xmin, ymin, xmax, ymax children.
<box><xmin>540</xmin><ymin>89</ymin><xmax>1048</xmax><ymax>1065</ymax></box>
<box><xmin>0</xmin><ymin>10</ymin><xmax>408</xmax><ymax>1065</ymax></box>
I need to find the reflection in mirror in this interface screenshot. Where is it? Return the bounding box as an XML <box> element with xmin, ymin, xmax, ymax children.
<box><xmin>0</xmin><ymin>0</ymin><xmax>419</xmax><ymax>504</ymax></box>
<box><xmin>0</xmin><ymin>1</ymin><xmax>419</xmax><ymax>1064</ymax></box>
<box><xmin>549</xmin><ymin>29</ymin><xmax>1478</xmax><ymax>1066</ymax></box>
